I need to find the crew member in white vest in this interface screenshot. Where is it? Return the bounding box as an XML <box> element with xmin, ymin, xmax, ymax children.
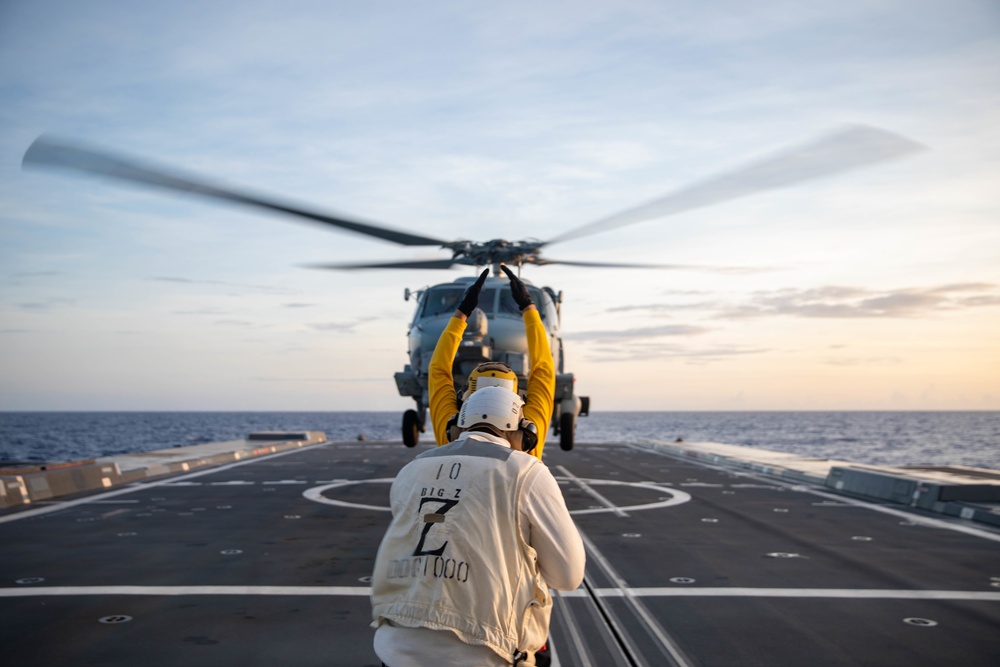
<box><xmin>371</xmin><ymin>385</ymin><xmax>585</xmax><ymax>666</ymax></box>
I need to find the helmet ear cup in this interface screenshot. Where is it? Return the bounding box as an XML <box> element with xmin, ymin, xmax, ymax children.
<box><xmin>518</xmin><ymin>417</ymin><xmax>538</xmax><ymax>453</ymax></box>
<box><xmin>446</xmin><ymin>411</ymin><xmax>461</xmax><ymax>443</ymax></box>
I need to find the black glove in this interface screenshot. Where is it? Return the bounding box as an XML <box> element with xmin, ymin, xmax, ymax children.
<box><xmin>457</xmin><ymin>269</ymin><xmax>489</xmax><ymax>316</ymax></box>
<box><xmin>501</xmin><ymin>265</ymin><xmax>533</xmax><ymax>311</ymax></box>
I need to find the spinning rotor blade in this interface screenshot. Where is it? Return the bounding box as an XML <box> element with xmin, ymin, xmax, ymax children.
<box><xmin>303</xmin><ymin>258</ymin><xmax>460</xmax><ymax>270</ymax></box>
<box><xmin>531</xmin><ymin>258</ymin><xmax>701</xmax><ymax>269</ymax></box>
<box><xmin>22</xmin><ymin>136</ymin><xmax>446</xmax><ymax>247</ymax></box>
<box><xmin>547</xmin><ymin>124</ymin><xmax>925</xmax><ymax>245</ymax></box>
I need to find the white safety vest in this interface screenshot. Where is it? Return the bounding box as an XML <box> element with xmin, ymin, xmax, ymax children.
<box><xmin>370</xmin><ymin>432</ymin><xmax>551</xmax><ymax>663</ymax></box>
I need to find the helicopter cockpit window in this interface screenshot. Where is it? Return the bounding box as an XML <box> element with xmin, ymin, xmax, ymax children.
<box><xmin>477</xmin><ymin>288</ymin><xmax>497</xmax><ymax>315</ymax></box>
<box><xmin>421</xmin><ymin>286</ymin><xmax>465</xmax><ymax>318</ymax></box>
<box><xmin>499</xmin><ymin>285</ymin><xmax>547</xmax><ymax>320</ymax></box>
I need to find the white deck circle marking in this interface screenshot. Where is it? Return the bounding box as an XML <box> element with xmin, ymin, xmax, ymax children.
<box><xmin>303</xmin><ymin>478</ymin><xmax>395</xmax><ymax>511</ymax></box>
<box><xmin>220</xmin><ymin>549</ymin><xmax>243</xmax><ymax>555</ymax></box>
<box><xmin>15</xmin><ymin>578</ymin><xmax>44</xmax><ymax>585</ymax></box>
<box><xmin>302</xmin><ymin>477</ymin><xmax>691</xmax><ymax>514</ymax></box>
<box><xmin>670</xmin><ymin>577</ymin><xmax>696</xmax><ymax>584</ymax></box>
<box><xmin>99</xmin><ymin>615</ymin><xmax>133</xmax><ymax>624</ymax></box>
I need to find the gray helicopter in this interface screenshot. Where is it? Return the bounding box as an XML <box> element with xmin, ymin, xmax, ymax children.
<box><xmin>395</xmin><ymin>268</ymin><xmax>588</xmax><ymax>450</ymax></box>
<box><xmin>22</xmin><ymin>126</ymin><xmax>922</xmax><ymax>451</ymax></box>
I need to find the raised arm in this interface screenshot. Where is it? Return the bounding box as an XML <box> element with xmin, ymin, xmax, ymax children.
<box><xmin>502</xmin><ymin>266</ymin><xmax>555</xmax><ymax>460</ymax></box>
<box><xmin>428</xmin><ymin>269</ymin><xmax>488</xmax><ymax>445</ymax></box>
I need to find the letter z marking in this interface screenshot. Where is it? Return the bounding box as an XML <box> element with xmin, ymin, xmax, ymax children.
<box><xmin>413</xmin><ymin>497</ymin><xmax>459</xmax><ymax>556</ymax></box>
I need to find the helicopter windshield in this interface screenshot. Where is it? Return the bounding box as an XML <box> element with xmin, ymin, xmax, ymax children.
<box><xmin>420</xmin><ymin>284</ymin><xmax>546</xmax><ymax>320</ymax></box>
<box><xmin>499</xmin><ymin>285</ymin><xmax>546</xmax><ymax>319</ymax></box>
<box><xmin>420</xmin><ymin>286</ymin><xmax>464</xmax><ymax>317</ymax></box>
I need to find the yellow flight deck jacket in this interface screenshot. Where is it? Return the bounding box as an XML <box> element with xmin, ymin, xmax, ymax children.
<box><xmin>428</xmin><ymin>308</ymin><xmax>555</xmax><ymax>460</ymax></box>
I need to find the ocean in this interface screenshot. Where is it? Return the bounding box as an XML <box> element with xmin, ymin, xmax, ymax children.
<box><xmin>1</xmin><ymin>411</ymin><xmax>998</xmax><ymax>470</ymax></box>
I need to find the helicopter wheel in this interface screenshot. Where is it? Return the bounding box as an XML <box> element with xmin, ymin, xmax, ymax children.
<box><xmin>559</xmin><ymin>412</ymin><xmax>575</xmax><ymax>451</ymax></box>
<box><xmin>402</xmin><ymin>409</ymin><xmax>420</xmax><ymax>448</ymax></box>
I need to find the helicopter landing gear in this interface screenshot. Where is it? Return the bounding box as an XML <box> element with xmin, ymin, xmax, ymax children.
<box><xmin>559</xmin><ymin>412</ymin><xmax>575</xmax><ymax>451</ymax></box>
<box><xmin>402</xmin><ymin>409</ymin><xmax>420</xmax><ymax>447</ymax></box>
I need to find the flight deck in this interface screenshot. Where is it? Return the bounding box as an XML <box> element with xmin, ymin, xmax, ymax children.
<box><xmin>2</xmin><ymin>439</ymin><xmax>999</xmax><ymax>666</ymax></box>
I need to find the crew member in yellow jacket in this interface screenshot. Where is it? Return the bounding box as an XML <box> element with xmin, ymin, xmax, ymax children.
<box><xmin>428</xmin><ymin>265</ymin><xmax>555</xmax><ymax>460</ymax></box>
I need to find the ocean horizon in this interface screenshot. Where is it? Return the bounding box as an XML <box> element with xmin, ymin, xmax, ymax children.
<box><xmin>2</xmin><ymin>410</ymin><xmax>997</xmax><ymax>470</ymax></box>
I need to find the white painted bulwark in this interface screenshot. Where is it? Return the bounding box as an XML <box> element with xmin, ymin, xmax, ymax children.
<box><xmin>0</xmin><ymin>432</ymin><xmax>327</xmax><ymax>509</ymax></box>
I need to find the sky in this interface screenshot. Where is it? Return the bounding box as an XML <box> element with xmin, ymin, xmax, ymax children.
<box><xmin>1</xmin><ymin>0</ymin><xmax>998</xmax><ymax>412</ymax></box>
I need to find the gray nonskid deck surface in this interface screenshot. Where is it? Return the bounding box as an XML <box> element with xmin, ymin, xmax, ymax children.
<box><xmin>2</xmin><ymin>441</ymin><xmax>999</xmax><ymax>666</ymax></box>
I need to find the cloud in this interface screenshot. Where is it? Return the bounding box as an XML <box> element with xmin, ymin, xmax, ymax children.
<box><xmin>149</xmin><ymin>276</ymin><xmax>295</xmax><ymax>294</ymax></box>
<box><xmin>17</xmin><ymin>297</ymin><xmax>75</xmax><ymax>311</ymax></box>
<box><xmin>606</xmin><ymin>302</ymin><xmax>714</xmax><ymax>314</ymax></box>
<box><xmin>563</xmin><ymin>324</ymin><xmax>711</xmax><ymax>342</ymax></box>
<box><xmin>721</xmin><ymin>283</ymin><xmax>1000</xmax><ymax>319</ymax></box>
<box><xmin>283</xmin><ymin>303</ymin><xmax>317</xmax><ymax>308</ymax></box>
<box><xmin>174</xmin><ymin>308</ymin><xmax>229</xmax><ymax>315</ymax></box>
<box><xmin>584</xmin><ymin>341</ymin><xmax>768</xmax><ymax>364</ymax></box>
<box><xmin>608</xmin><ymin>283</ymin><xmax>1000</xmax><ymax>320</ymax></box>
<box><xmin>307</xmin><ymin>316</ymin><xmax>379</xmax><ymax>333</ymax></box>
<box><xmin>9</xmin><ymin>271</ymin><xmax>63</xmax><ymax>278</ymax></box>
<box><xmin>213</xmin><ymin>319</ymin><xmax>259</xmax><ymax>328</ymax></box>
<box><xmin>253</xmin><ymin>376</ymin><xmax>385</xmax><ymax>383</ymax></box>
<box><xmin>927</xmin><ymin>282</ymin><xmax>996</xmax><ymax>293</ymax></box>
<box><xmin>957</xmin><ymin>294</ymin><xmax>1000</xmax><ymax>308</ymax></box>
<box><xmin>824</xmin><ymin>356</ymin><xmax>901</xmax><ymax>367</ymax></box>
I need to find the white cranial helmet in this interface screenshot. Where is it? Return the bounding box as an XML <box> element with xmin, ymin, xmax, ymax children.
<box><xmin>458</xmin><ymin>385</ymin><xmax>524</xmax><ymax>432</ymax></box>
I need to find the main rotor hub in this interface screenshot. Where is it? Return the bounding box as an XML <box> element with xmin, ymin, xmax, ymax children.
<box><xmin>442</xmin><ymin>238</ymin><xmax>544</xmax><ymax>268</ymax></box>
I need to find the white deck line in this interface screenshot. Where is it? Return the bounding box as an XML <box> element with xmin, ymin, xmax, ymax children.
<box><xmin>605</xmin><ymin>588</ymin><xmax>1000</xmax><ymax>600</ymax></box>
<box><xmin>578</xmin><ymin>531</ymin><xmax>696</xmax><ymax>667</ymax></box>
<box><xmin>4</xmin><ymin>586</ymin><xmax>998</xmax><ymax>601</ymax></box>
<box><xmin>0</xmin><ymin>585</ymin><xmax>371</xmax><ymax>597</ymax></box>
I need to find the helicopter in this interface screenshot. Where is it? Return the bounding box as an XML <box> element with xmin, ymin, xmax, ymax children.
<box><xmin>395</xmin><ymin>269</ymin><xmax>588</xmax><ymax>450</ymax></box>
<box><xmin>21</xmin><ymin>125</ymin><xmax>922</xmax><ymax>450</ymax></box>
